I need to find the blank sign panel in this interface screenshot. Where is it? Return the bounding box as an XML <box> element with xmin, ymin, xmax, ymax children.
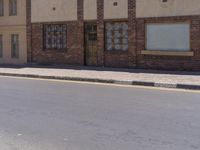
<box><xmin>146</xmin><ymin>23</ymin><xmax>190</xmax><ymax>51</ymax></box>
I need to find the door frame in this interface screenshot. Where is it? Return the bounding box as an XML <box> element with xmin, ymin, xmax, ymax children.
<box><xmin>84</xmin><ymin>22</ymin><xmax>97</xmax><ymax>66</ymax></box>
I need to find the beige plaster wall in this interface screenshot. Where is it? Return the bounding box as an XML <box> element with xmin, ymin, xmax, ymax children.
<box><xmin>0</xmin><ymin>0</ymin><xmax>27</xmax><ymax>26</ymax></box>
<box><xmin>31</xmin><ymin>0</ymin><xmax>77</xmax><ymax>23</ymax></box>
<box><xmin>104</xmin><ymin>0</ymin><xmax>128</xmax><ymax>19</ymax></box>
<box><xmin>0</xmin><ymin>26</ymin><xmax>27</xmax><ymax>64</ymax></box>
<box><xmin>136</xmin><ymin>0</ymin><xmax>200</xmax><ymax>18</ymax></box>
<box><xmin>84</xmin><ymin>0</ymin><xmax>97</xmax><ymax>20</ymax></box>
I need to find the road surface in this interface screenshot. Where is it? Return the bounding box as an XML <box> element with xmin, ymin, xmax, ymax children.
<box><xmin>0</xmin><ymin>76</ymin><xmax>199</xmax><ymax>150</ymax></box>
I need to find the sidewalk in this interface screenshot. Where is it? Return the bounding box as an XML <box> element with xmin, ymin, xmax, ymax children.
<box><xmin>0</xmin><ymin>65</ymin><xmax>200</xmax><ymax>90</ymax></box>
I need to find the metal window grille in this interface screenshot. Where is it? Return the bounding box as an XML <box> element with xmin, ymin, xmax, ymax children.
<box><xmin>44</xmin><ymin>24</ymin><xmax>67</xmax><ymax>50</ymax></box>
<box><xmin>105</xmin><ymin>22</ymin><xmax>128</xmax><ymax>51</ymax></box>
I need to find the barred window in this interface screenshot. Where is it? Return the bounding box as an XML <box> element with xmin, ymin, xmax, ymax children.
<box><xmin>0</xmin><ymin>0</ymin><xmax>3</xmax><ymax>16</ymax></box>
<box><xmin>44</xmin><ymin>24</ymin><xmax>67</xmax><ymax>50</ymax></box>
<box><xmin>0</xmin><ymin>35</ymin><xmax>2</xmax><ymax>57</ymax></box>
<box><xmin>9</xmin><ymin>0</ymin><xmax>17</xmax><ymax>16</ymax></box>
<box><xmin>11</xmin><ymin>34</ymin><xmax>19</xmax><ymax>58</ymax></box>
<box><xmin>105</xmin><ymin>22</ymin><xmax>128</xmax><ymax>51</ymax></box>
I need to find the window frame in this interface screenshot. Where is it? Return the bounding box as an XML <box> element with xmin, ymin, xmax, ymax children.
<box><xmin>0</xmin><ymin>0</ymin><xmax>4</xmax><ymax>16</ymax></box>
<box><xmin>9</xmin><ymin>0</ymin><xmax>17</xmax><ymax>16</ymax></box>
<box><xmin>0</xmin><ymin>34</ymin><xmax>3</xmax><ymax>58</ymax></box>
<box><xmin>11</xmin><ymin>34</ymin><xmax>19</xmax><ymax>58</ymax></box>
<box><xmin>43</xmin><ymin>24</ymin><xmax>67</xmax><ymax>51</ymax></box>
<box><xmin>104</xmin><ymin>21</ymin><xmax>129</xmax><ymax>52</ymax></box>
<box><xmin>145</xmin><ymin>22</ymin><xmax>191</xmax><ymax>52</ymax></box>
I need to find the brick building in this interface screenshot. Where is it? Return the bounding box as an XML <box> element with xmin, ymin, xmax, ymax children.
<box><xmin>1</xmin><ymin>0</ymin><xmax>200</xmax><ymax>71</ymax></box>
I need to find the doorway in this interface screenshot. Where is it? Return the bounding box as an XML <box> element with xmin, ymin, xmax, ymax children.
<box><xmin>84</xmin><ymin>23</ymin><xmax>97</xmax><ymax>66</ymax></box>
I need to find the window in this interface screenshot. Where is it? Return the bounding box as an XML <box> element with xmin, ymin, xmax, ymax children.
<box><xmin>0</xmin><ymin>35</ymin><xmax>2</xmax><ymax>57</ymax></box>
<box><xmin>44</xmin><ymin>24</ymin><xmax>67</xmax><ymax>50</ymax></box>
<box><xmin>146</xmin><ymin>23</ymin><xmax>190</xmax><ymax>51</ymax></box>
<box><xmin>105</xmin><ymin>22</ymin><xmax>128</xmax><ymax>51</ymax></box>
<box><xmin>9</xmin><ymin>0</ymin><xmax>17</xmax><ymax>16</ymax></box>
<box><xmin>11</xmin><ymin>34</ymin><xmax>19</xmax><ymax>58</ymax></box>
<box><xmin>0</xmin><ymin>0</ymin><xmax>3</xmax><ymax>16</ymax></box>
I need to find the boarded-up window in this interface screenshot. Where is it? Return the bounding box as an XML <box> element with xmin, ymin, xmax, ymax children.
<box><xmin>11</xmin><ymin>34</ymin><xmax>19</xmax><ymax>58</ymax></box>
<box><xmin>0</xmin><ymin>35</ymin><xmax>2</xmax><ymax>57</ymax></box>
<box><xmin>9</xmin><ymin>0</ymin><xmax>17</xmax><ymax>16</ymax></box>
<box><xmin>44</xmin><ymin>24</ymin><xmax>67</xmax><ymax>50</ymax></box>
<box><xmin>0</xmin><ymin>0</ymin><xmax>3</xmax><ymax>16</ymax></box>
<box><xmin>105</xmin><ymin>22</ymin><xmax>128</xmax><ymax>51</ymax></box>
<box><xmin>146</xmin><ymin>23</ymin><xmax>190</xmax><ymax>51</ymax></box>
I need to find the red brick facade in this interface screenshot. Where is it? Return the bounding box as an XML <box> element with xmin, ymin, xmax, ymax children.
<box><xmin>31</xmin><ymin>22</ymin><xmax>84</xmax><ymax>65</ymax></box>
<box><xmin>28</xmin><ymin>0</ymin><xmax>200</xmax><ymax>71</ymax></box>
<box><xmin>29</xmin><ymin>0</ymin><xmax>84</xmax><ymax>65</ymax></box>
<box><xmin>136</xmin><ymin>16</ymin><xmax>200</xmax><ymax>71</ymax></box>
<box><xmin>26</xmin><ymin>0</ymin><xmax>32</xmax><ymax>62</ymax></box>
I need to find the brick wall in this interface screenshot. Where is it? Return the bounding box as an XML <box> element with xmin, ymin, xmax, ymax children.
<box><xmin>30</xmin><ymin>0</ymin><xmax>84</xmax><ymax>65</ymax></box>
<box><xmin>136</xmin><ymin>16</ymin><xmax>200</xmax><ymax>71</ymax></box>
<box><xmin>31</xmin><ymin>22</ymin><xmax>84</xmax><ymax>65</ymax></box>
<box><xmin>97</xmin><ymin>0</ymin><xmax>104</xmax><ymax>66</ymax></box>
<box><xmin>26</xmin><ymin>0</ymin><xmax>32</xmax><ymax>62</ymax></box>
<box><xmin>101</xmin><ymin>0</ymin><xmax>137</xmax><ymax>68</ymax></box>
<box><xmin>128</xmin><ymin>0</ymin><xmax>136</xmax><ymax>67</ymax></box>
<box><xmin>29</xmin><ymin>0</ymin><xmax>200</xmax><ymax>71</ymax></box>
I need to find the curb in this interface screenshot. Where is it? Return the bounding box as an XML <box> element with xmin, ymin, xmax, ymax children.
<box><xmin>0</xmin><ymin>73</ymin><xmax>200</xmax><ymax>90</ymax></box>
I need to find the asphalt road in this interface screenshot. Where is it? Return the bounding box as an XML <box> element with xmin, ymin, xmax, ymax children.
<box><xmin>0</xmin><ymin>76</ymin><xmax>200</xmax><ymax>150</ymax></box>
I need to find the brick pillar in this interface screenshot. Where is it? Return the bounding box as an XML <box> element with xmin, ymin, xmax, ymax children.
<box><xmin>97</xmin><ymin>0</ymin><xmax>104</xmax><ymax>66</ymax></box>
<box><xmin>31</xmin><ymin>23</ymin><xmax>43</xmax><ymax>62</ymax></box>
<box><xmin>136</xmin><ymin>19</ymin><xmax>145</xmax><ymax>65</ymax></box>
<box><xmin>128</xmin><ymin>0</ymin><xmax>137</xmax><ymax>67</ymax></box>
<box><xmin>191</xmin><ymin>18</ymin><xmax>200</xmax><ymax>60</ymax></box>
<box><xmin>26</xmin><ymin>0</ymin><xmax>32</xmax><ymax>62</ymax></box>
<box><xmin>77</xmin><ymin>0</ymin><xmax>85</xmax><ymax>65</ymax></box>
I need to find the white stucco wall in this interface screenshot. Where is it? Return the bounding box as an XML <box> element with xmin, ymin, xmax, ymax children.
<box><xmin>84</xmin><ymin>0</ymin><xmax>97</xmax><ymax>20</ymax></box>
<box><xmin>104</xmin><ymin>0</ymin><xmax>128</xmax><ymax>19</ymax></box>
<box><xmin>0</xmin><ymin>26</ymin><xmax>27</xmax><ymax>64</ymax></box>
<box><xmin>136</xmin><ymin>0</ymin><xmax>200</xmax><ymax>18</ymax></box>
<box><xmin>0</xmin><ymin>0</ymin><xmax>27</xmax><ymax>64</ymax></box>
<box><xmin>0</xmin><ymin>0</ymin><xmax>26</xmax><ymax>26</ymax></box>
<box><xmin>31</xmin><ymin>0</ymin><xmax>77</xmax><ymax>23</ymax></box>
